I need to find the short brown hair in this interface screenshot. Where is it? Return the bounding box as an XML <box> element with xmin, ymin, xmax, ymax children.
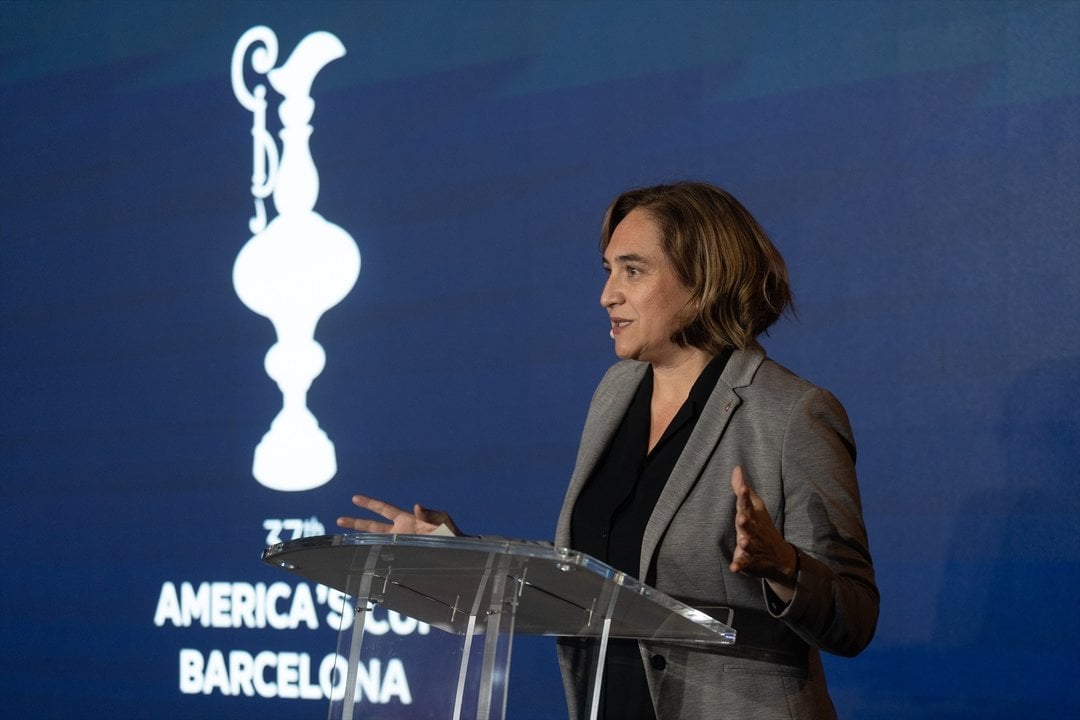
<box><xmin>600</xmin><ymin>182</ymin><xmax>793</xmax><ymax>352</ymax></box>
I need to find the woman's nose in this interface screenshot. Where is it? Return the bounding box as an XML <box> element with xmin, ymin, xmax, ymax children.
<box><xmin>600</xmin><ymin>276</ymin><xmax>619</xmax><ymax>308</ymax></box>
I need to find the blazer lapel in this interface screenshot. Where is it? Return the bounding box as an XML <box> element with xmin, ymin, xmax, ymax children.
<box><xmin>555</xmin><ymin>361</ymin><xmax>647</xmax><ymax>547</ymax></box>
<box><xmin>638</xmin><ymin>346</ymin><xmax>765</xmax><ymax>580</ymax></box>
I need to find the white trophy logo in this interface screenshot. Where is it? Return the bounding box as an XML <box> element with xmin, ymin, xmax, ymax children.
<box><xmin>231</xmin><ymin>27</ymin><xmax>360</xmax><ymax>492</ymax></box>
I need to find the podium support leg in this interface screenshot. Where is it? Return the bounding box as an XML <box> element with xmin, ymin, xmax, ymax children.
<box><xmin>334</xmin><ymin>547</ymin><xmax>382</xmax><ymax>720</ymax></box>
<box><xmin>452</xmin><ymin>612</ymin><xmax>479</xmax><ymax>720</ymax></box>
<box><xmin>452</xmin><ymin>551</ymin><xmax>498</xmax><ymax>720</ymax></box>
<box><xmin>476</xmin><ymin>553</ymin><xmax>516</xmax><ymax>720</ymax></box>
<box><xmin>339</xmin><ymin>600</ymin><xmax>370</xmax><ymax>720</ymax></box>
<box><xmin>585</xmin><ymin>582</ymin><xmax>620</xmax><ymax>720</ymax></box>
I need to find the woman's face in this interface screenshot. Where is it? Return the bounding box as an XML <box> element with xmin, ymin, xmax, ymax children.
<box><xmin>601</xmin><ymin>208</ymin><xmax>695</xmax><ymax>367</ymax></box>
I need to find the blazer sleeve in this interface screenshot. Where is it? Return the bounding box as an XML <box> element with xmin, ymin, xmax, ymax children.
<box><xmin>767</xmin><ymin>386</ymin><xmax>879</xmax><ymax>657</ymax></box>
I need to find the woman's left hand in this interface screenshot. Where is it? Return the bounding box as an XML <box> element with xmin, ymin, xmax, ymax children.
<box><xmin>730</xmin><ymin>465</ymin><xmax>799</xmax><ymax>602</ymax></box>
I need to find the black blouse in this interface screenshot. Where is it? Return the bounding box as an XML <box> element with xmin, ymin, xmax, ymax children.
<box><xmin>571</xmin><ymin>349</ymin><xmax>732</xmax><ymax>578</ymax></box>
<box><xmin>569</xmin><ymin>349</ymin><xmax>732</xmax><ymax>719</ymax></box>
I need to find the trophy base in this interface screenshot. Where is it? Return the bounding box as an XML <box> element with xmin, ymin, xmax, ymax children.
<box><xmin>253</xmin><ymin>409</ymin><xmax>337</xmax><ymax>492</ymax></box>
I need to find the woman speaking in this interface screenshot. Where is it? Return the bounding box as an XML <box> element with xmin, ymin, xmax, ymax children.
<box><xmin>337</xmin><ymin>182</ymin><xmax>878</xmax><ymax>719</ymax></box>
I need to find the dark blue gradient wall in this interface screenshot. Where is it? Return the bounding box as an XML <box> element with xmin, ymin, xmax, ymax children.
<box><xmin>2</xmin><ymin>1</ymin><xmax>1077</xmax><ymax>718</ymax></box>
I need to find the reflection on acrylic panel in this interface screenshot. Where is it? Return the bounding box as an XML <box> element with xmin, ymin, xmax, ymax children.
<box><xmin>230</xmin><ymin>27</ymin><xmax>361</xmax><ymax>492</ymax></box>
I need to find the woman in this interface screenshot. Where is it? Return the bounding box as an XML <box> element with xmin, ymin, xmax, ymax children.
<box><xmin>338</xmin><ymin>182</ymin><xmax>878</xmax><ymax>719</ymax></box>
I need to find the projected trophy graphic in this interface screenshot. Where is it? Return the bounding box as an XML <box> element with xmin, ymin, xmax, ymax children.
<box><xmin>231</xmin><ymin>27</ymin><xmax>359</xmax><ymax>492</ymax></box>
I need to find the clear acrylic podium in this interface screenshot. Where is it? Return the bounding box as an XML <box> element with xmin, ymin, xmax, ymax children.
<box><xmin>262</xmin><ymin>534</ymin><xmax>735</xmax><ymax>720</ymax></box>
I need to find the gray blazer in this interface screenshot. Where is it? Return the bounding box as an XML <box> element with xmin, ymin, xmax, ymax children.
<box><xmin>555</xmin><ymin>345</ymin><xmax>878</xmax><ymax>719</ymax></box>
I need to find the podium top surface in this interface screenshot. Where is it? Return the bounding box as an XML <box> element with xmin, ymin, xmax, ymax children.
<box><xmin>263</xmin><ymin>533</ymin><xmax>735</xmax><ymax>645</ymax></box>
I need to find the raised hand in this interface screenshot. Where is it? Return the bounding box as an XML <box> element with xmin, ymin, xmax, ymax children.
<box><xmin>336</xmin><ymin>494</ymin><xmax>461</xmax><ymax>536</ymax></box>
<box><xmin>730</xmin><ymin>465</ymin><xmax>799</xmax><ymax>601</ymax></box>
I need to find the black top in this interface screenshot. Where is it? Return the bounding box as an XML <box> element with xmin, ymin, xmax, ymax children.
<box><xmin>569</xmin><ymin>349</ymin><xmax>732</xmax><ymax>720</ymax></box>
<box><xmin>571</xmin><ymin>349</ymin><xmax>733</xmax><ymax>579</ymax></box>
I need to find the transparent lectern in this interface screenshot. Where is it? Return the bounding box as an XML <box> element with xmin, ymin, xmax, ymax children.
<box><xmin>263</xmin><ymin>534</ymin><xmax>735</xmax><ymax>720</ymax></box>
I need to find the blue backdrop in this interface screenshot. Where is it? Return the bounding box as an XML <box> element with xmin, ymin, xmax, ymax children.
<box><xmin>2</xmin><ymin>1</ymin><xmax>1077</xmax><ymax>718</ymax></box>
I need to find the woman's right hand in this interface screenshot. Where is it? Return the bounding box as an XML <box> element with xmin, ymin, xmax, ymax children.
<box><xmin>336</xmin><ymin>494</ymin><xmax>462</xmax><ymax>536</ymax></box>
